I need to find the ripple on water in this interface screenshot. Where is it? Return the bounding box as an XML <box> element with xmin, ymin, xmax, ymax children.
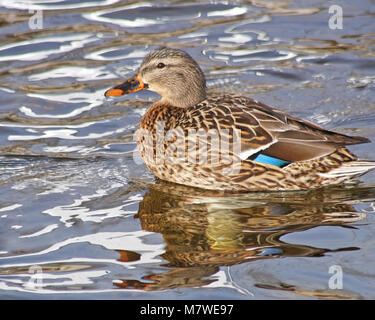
<box><xmin>0</xmin><ymin>34</ymin><xmax>97</xmax><ymax>62</ymax></box>
<box><xmin>28</xmin><ymin>66</ymin><xmax>115</xmax><ymax>82</ymax></box>
<box><xmin>0</xmin><ymin>0</ymin><xmax>375</xmax><ymax>300</ymax></box>
<box><xmin>205</xmin><ymin>48</ymin><xmax>297</xmax><ymax>65</ymax></box>
<box><xmin>18</xmin><ymin>95</ymin><xmax>101</xmax><ymax>119</ymax></box>
<box><xmin>83</xmin><ymin>2</ymin><xmax>249</xmax><ymax>32</ymax></box>
<box><xmin>84</xmin><ymin>45</ymin><xmax>148</xmax><ymax>66</ymax></box>
<box><xmin>0</xmin><ymin>0</ymin><xmax>121</xmax><ymax>10</ymax></box>
<box><xmin>0</xmin><ymin>231</ymin><xmax>164</xmax><ymax>295</ymax></box>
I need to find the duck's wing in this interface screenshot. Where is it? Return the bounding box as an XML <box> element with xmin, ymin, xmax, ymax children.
<box><xmin>190</xmin><ymin>95</ymin><xmax>369</xmax><ymax>163</ymax></box>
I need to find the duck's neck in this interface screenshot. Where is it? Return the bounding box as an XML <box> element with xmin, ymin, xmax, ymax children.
<box><xmin>158</xmin><ymin>89</ymin><xmax>206</xmax><ymax>109</ymax></box>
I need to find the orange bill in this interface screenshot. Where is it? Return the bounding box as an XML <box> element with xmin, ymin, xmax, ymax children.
<box><xmin>105</xmin><ymin>73</ymin><xmax>147</xmax><ymax>97</ymax></box>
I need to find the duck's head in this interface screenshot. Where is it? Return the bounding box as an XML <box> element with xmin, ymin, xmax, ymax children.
<box><xmin>105</xmin><ymin>47</ymin><xmax>206</xmax><ymax>108</ymax></box>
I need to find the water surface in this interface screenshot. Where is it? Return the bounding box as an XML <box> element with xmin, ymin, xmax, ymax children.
<box><xmin>0</xmin><ymin>0</ymin><xmax>375</xmax><ymax>299</ymax></box>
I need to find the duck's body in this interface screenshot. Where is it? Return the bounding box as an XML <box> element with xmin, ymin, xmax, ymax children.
<box><xmin>105</xmin><ymin>47</ymin><xmax>375</xmax><ymax>191</ymax></box>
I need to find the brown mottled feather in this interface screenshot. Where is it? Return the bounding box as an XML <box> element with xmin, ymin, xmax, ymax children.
<box><xmin>136</xmin><ymin>94</ymin><xmax>374</xmax><ymax>191</ymax></box>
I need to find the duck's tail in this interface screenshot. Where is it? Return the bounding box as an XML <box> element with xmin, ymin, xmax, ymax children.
<box><xmin>319</xmin><ymin>159</ymin><xmax>375</xmax><ymax>179</ymax></box>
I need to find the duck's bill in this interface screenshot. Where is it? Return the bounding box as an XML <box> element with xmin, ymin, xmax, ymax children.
<box><xmin>105</xmin><ymin>74</ymin><xmax>147</xmax><ymax>97</ymax></box>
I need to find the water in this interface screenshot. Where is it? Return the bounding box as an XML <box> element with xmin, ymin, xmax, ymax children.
<box><xmin>0</xmin><ymin>0</ymin><xmax>375</xmax><ymax>300</ymax></box>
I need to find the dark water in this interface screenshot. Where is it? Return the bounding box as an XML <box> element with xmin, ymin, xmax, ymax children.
<box><xmin>0</xmin><ymin>0</ymin><xmax>375</xmax><ymax>299</ymax></box>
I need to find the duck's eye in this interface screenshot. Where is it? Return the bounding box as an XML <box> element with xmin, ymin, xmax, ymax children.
<box><xmin>157</xmin><ymin>62</ymin><xmax>166</xmax><ymax>69</ymax></box>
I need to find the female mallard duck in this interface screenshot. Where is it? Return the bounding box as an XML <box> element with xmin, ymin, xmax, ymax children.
<box><xmin>105</xmin><ymin>47</ymin><xmax>375</xmax><ymax>191</ymax></box>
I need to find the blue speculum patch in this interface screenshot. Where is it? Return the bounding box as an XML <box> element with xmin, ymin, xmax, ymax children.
<box><xmin>253</xmin><ymin>154</ymin><xmax>291</xmax><ymax>167</ymax></box>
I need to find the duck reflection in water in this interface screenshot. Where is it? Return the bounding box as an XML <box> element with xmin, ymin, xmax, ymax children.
<box><xmin>113</xmin><ymin>181</ymin><xmax>375</xmax><ymax>292</ymax></box>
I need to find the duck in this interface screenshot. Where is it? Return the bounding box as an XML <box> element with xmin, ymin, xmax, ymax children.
<box><xmin>105</xmin><ymin>47</ymin><xmax>375</xmax><ymax>191</ymax></box>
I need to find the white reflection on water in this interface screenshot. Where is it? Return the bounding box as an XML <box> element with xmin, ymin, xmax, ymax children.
<box><xmin>43</xmin><ymin>189</ymin><xmax>141</xmax><ymax>226</ymax></box>
<box><xmin>0</xmin><ymin>231</ymin><xmax>164</xmax><ymax>266</ymax></box>
<box><xmin>207</xmin><ymin>6</ymin><xmax>247</xmax><ymax>17</ymax></box>
<box><xmin>0</xmin><ymin>204</ymin><xmax>23</xmax><ymax>212</ymax></box>
<box><xmin>83</xmin><ymin>2</ymin><xmax>247</xmax><ymax>29</ymax></box>
<box><xmin>0</xmin><ymin>230</ymin><xmax>165</xmax><ymax>295</ymax></box>
<box><xmin>7</xmin><ymin>126</ymin><xmax>125</xmax><ymax>141</ymax></box>
<box><xmin>85</xmin><ymin>46</ymin><xmax>149</xmax><ymax>62</ymax></box>
<box><xmin>226</xmin><ymin>21</ymin><xmax>271</xmax><ymax>40</ymax></box>
<box><xmin>10</xmin><ymin>225</ymin><xmax>22</xmax><ymax>230</ymax></box>
<box><xmin>83</xmin><ymin>2</ymin><xmax>158</xmax><ymax>28</ymax></box>
<box><xmin>0</xmin><ymin>34</ymin><xmax>97</xmax><ymax>61</ymax></box>
<box><xmin>0</xmin><ymin>87</ymin><xmax>16</xmax><ymax>94</ymax></box>
<box><xmin>179</xmin><ymin>31</ymin><xmax>208</xmax><ymax>39</ymax></box>
<box><xmin>28</xmin><ymin>66</ymin><xmax>115</xmax><ymax>82</ymax></box>
<box><xmin>209</xmin><ymin>48</ymin><xmax>297</xmax><ymax>63</ymax></box>
<box><xmin>15</xmin><ymin>90</ymin><xmax>106</xmax><ymax>119</ymax></box>
<box><xmin>347</xmin><ymin>75</ymin><xmax>375</xmax><ymax>88</ymax></box>
<box><xmin>204</xmin><ymin>268</ymin><xmax>254</xmax><ymax>297</ymax></box>
<box><xmin>0</xmin><ymin>0</ymin><xmax>121</xmax><ymax>10</ymax></box>
<box><xmin>19</xmin><ymin>224</ymin><xmax>59</xmax><ymax>238</ymax></box>
<box><xmin>296</xmin><ymin>54</ymin><xmax>329</xmax><ymax>63</ymax></box>
<box><xmin>42</xmin><ymin>145</ymin><xmax>95</xmax><ymax>154</ymax></box>
<box><xmin>219</xmin><ymin>33</ymin><xmax>253</xmax><ymax>44</ymax></box>
<box><xmin>0</xmin><ymin>0</ymin><xmax>373</xmax><ymax>300</ymax></box>
<box><xmin>0</xmin><ymin>121</ymin><xmax>97</xmax><ymax>130</ymax></box>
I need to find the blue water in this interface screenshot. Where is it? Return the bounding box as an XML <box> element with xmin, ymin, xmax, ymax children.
<box><xmin>0</xmin><ymin>0</ymin><xmax>375</xmax><ymax>299</ymax></box>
